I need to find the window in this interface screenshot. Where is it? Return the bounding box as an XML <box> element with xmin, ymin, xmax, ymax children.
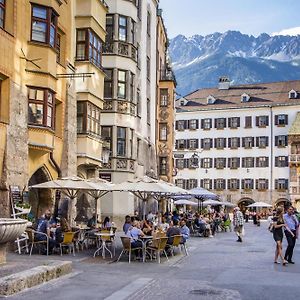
<box><xmin>228</xmin><ymin>137</ymin><xmax>240</xmax><ymax>149</ymax></box>
<box><xmin>176</xmin><ymin>120</ymin><xmax>186</xmax><ymax>131</ymax></box>
<box><xmin>159</xmin><ymin>157</ymin><xmax>167</xmax><ymax>175</ymax></box>
<box><xmin>256</xmin><ymin>179</ymin><xmax>268</xmax><ymax>190</ymax></box>
<box><xmin>106</xmin><ymin>15</ymin><xmax>114</xmax><ymax>42</ymax></box>
<box><xmin>275</xmin><ymin>114</ymin><xmax>288</xmax><ymax>126</ymax></box>
<box><xmin>201</xmin><ymin>138</ymin><xmax>213</xmax><ymax>150</ymax></box>
<box><xmin>56</xmin><ymin>33</ymin><xmax>61</xmax><ymax>63</ymax></box>
<box><xmin>130</xmin><ymin>72</ymin><xmax>134</xmax><ymax>102</ymax></box>
<box><xmin>188</xmin><ymin>139</ymin><xmax>198</xmax><ymax>149</ymax></box>
<box><xmin>129</xmin><ymin>129</ymin><xmax>134</xmax><ymax>158</ymax></box>
<box><xmin>176</xmin><ymin>139</ymin><xmax>186</xmax><ymax>150</ymax></box>
<box><xmin>201</xmin><ymin>179</ymin><xmax>212</xmax><ymax>190</ymax></box>
<box><xmin>137</xmin><ymin>0</ymin><xmax>142</xmax><ymax>19</ymax></box>
<box><xmin>275</xmin><ymin>156</ymin><xmax>288</xmax><ymax>167</ymax></box>
<box><xmin>201</xmin><ymin>118</ymin><xmax>212</xmax><ymax>130</ymax></box>
<box><xmin>242</xmin><ymin>157</ymin><xmax>254</xmax><ymax>168</ymax></box>
<box><xmin>188</xmin><ymin>179</ymin><xmax>198</xmax><ymax>189</ymax></box>
<box><xmin>214</xmin><ymin>138</ymin><xmax>226</xmax><ymax>149</ymax></box>
<box><xmin>256</xmin><ymin>115</ymin><xmax>269</xmax><ymax>127</ymax></box>
<box><xmin>242</xmin><ymin>179</ymin><xmax>254</xmax><ymax>190</ymax></box>
<box><xmin>175</xmin><ymin>179</ymin><xmax>184</xmax><ymax>189</ymax></box>
<box><xmin>228</xmin><ymin>157</ymin><xmax>240</xmax><ymax>169</ymax></box>
<box><xmin>215</xmin><ymin>179</ymin><xmax>225</xmax><ymax>190</ymax></box>
<box><xmin>245</xmin><ymin>116</ymin><xmax>252</xmax><ymax>128</ymax></box>
<box><xmin>189</xmin><ymin>119</ymin><xmax>198</xmax><ymax>130</ymax></box>
<box><xmin>159</xmin><ymin>123</ymin><xmax>167</xmax><ymax>141</ymax></box>
<box><xmin>215</xmin><ymin>158</ymin><xmax>226</xmax><ymax>169</ymax></box>
<box><xmin>201</xmin><ymin>158</ymin><xmax>212</xmax><ymax>169</ymax></box>
<box><xmin>77</xmin><ymin>102</ymin><xmax>101</xmax><ymax>136</ymax></box>
<box><xmin>119</xmin><ymin>15</ymin><xmax>127</xmax><ymax>41</ymax></box>
<box><xmin>242</xmin><ymin>137</ymin><xmax>254</xmax><ymax>148</ymax></box>
<box><xmin>228</xmin><ymin>179</ymin><xmax>239</xmax><ymax>190</ymax></box>
<box><xmin>31</xmin><ymin>5</ymin><xmax>58</xmax><ymax>47</ymax></box>
<box><xmin>147</xmin><ymin>11</ymin><xmax>151</xmax><ymax>36</ymax></box>
<box><xmin>117</xmin><ymin>70</ymin><xmax>126</xmax><ymax>99</ymax></box>
<box><xmin>189</xmin><ymin>156</ymin><xmax>199</xmax><ymax>168</ymax></box>
<box><xmin>117</xmin><ymin>127</ymin><xmax>126</xmax><ymax>156</ymax></box>
<box><xmin>137</xmin><ymin>89</ymin><xmax>141</xmax><ymax>117</ymax></box>
<box><xmin>160</xmin><ymin>89</ymin><xmax>168</xmax><ymax>106</ymax></box>
<box><xmin>101</xmin><ymin>126</ymin><xmax>112</xmax><ymax>151</ymax></box>
<box><xmin>215</xmin><ymin>118</ymin><xmax>226</xmax><ymax>129</ymax></box>
<box><xmin>131</xmin><ymin>19</ymin><xmax>135</xmax><ymax>44</ymax></box>
<box><xmin>28</xmin><ymin>87</ymin><xmax>55</xmax><ymax>129</ymax></box>
<box><xmin>0</xmin><ymin>0</ymin><xmax>4</xmax><ymax>29</ymax></box>
<box><xmin>104</xmin><ymin>69</ymin><xmax>113</xmax><ymax>98</ymax></box>
<box><xmin>275</xmin><ymin>135</ymin><xmax>288</xmax><ymax>147</ymax></box>
<box><xmin>289</xmin><ymin>90</ymin><xmax>297</xmax><ymax>99</ymax></box>
<box><xmin>147</xmin><ymin>56</ymin><xmax>150</xmax><ymax>80</ymax></box>
<box><xmin>256</xmin><ymin>136</ymin><xmax>268</xmax><ymax>148</ymax></box>
<box><xmin>76</xmin><ymin>29</ymin><xmax>103</xmax><ymax>68</ymax></box>
<box><xmin>147</xmin><ymin>98</ymin><xmax>150</xmax><ymax>124</ymax></box>
<box><xmin>228</xmin><ymin>117</ymin><xmax>240</xmax><ymax>128</ymax></box>
<box><xmin>256</xmin><ymin>157</ymin><xmax>269</xmax><ymax>168</ymax></box>
<box><xmin>275</xmin><ymin>179</ymin><xmax>288</xmax><ymax>190</ymax></box>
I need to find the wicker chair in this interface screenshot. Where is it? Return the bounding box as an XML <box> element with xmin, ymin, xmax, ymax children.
<box><xmin>59</xmin><ymin>232</ymin><xmax>75</xmax><ymax>256</ymax></box>
<box><xmin>167</xmin><ymin>235</ymin><xmax>182</xmax><ymax>256</ymax></box>
<box><xmin>146</xmin><ymin>237</ymin><xmax>169</xmax><ymax>264</ymax></box>
<box><xmin>26</xmin><ymin>229</ymin><xmax>49</xmax><ymax>256</ymax></box>
<box><xmin>117</xmin><ymin>236</ymin><xmax>143</xmax><ymax>263</ymax></box>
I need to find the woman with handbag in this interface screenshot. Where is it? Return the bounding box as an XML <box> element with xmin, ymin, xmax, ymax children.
<box><xmin>272</xmin><ymin>207</ymin><xmax>290</xmax><ymax>265</ymax></box>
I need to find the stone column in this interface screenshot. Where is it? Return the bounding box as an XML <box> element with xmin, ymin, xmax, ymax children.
<box><xmin>0</xmin><ymin>244</ymin><xmax>7</xmax><ymax>264</ymax></box>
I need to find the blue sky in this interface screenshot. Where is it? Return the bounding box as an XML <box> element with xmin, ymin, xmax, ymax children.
<box><xmin>159</xmin><ymin>0</ymin><xmax>300</xmax><ymax>38</ymax></box>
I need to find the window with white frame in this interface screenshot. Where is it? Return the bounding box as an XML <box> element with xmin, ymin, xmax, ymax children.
<box><xmin>202</xmin><ymin>138</ymin><xmax>212</xmax><ymax>150</ymax></box>
<box><xmin>202</xmin><ymin>158</ymin><xmax>212</xmax><ymax>169</ymax></box>
<box><xmin>189</xmin><ymin>139</ymin><xmax>198</xmax><ymax>149</ymax></box>
<box><xmin>257</xmin><ymin>136</ymin><xmax>268</xmax><ymax>148</ymax></box>
<box><xmin>215</xmin><ymin>179</ymin><xmax>225</xmax><ymax>190</ymax></box>
<box><xmin>243</xmin><ymin>178</ymin><xmax>254</xmax><ymax>190</ymax></box>
<box><xmin>189</xmin><ymin>119</ymin><xmax>198</xmax><ymax>130</ymax></box>
<box><xmin>228</xmin><ymin>157</ymin><xmax>240</xmax><ymax>169</ymax></box>
<box><xmin>215</xmin><ymin>158</ymin><xmax>226</xmax><ymax>169</ymax></box>
<box><xmin>256</xmin><ymin>179</ymin><xmax>268</xmax><ymax>190</ymax></box>
<box><xmin>275</xmin><ymin>179</ymin><xmax>288</xmax><ymax>190</ymax></box>
<box><xmin>256</xmin><ymin>156</ymin><xmax>269</xmax><ymax>168</ymax></box>
<box><xmin>202</xmin><ymin>118</ymin><xmax>212</xmax><ymax>130</ymax></box>
<box><xmin>215</xmin><ymin>138</ymin><xmax>226</xmax><ymax>149</ymax></box>
<box><xmin>275</xmin><ymin>135</ymin><xmax>288</xmax><ymax>147</ymax></box>
<box><xmin>242</xmin><ymin>157</ymin><xmax>254</xmax><ymax>168</ymax></box>
<box><xmin>228</xmin><ymin>179</ymin><xmax>239</xmax><ymax>190</ymax></box>
<box><xmin>176</xmin><ymin>159</ymin><xmax>185</xmax><ymax>169</ymax></box>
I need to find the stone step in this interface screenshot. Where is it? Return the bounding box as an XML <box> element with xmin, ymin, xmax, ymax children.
<box><xmin>0</xmin><ymin>260</ymin><xmax>72</xmax><ymax>296</ymax></box>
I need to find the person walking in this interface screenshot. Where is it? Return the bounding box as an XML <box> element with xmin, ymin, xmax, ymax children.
<box><xmin>233</xmin><ymin>207</ymin><xmax>244</xmax><ymax>242</ymax></box>
<box><xmin>272</xmin><ymin>207</ymin><xmax>288</xmax><ymax>265</ymax></box>
<box><xmin>244</xmin><ymin>209</ymin><xmax>250</xmax><ymax>223</ymax></box>
<box><xmin>283</xmin><ymin>206</ymin><xmax>299</xmax><ymax>264</ymax></box>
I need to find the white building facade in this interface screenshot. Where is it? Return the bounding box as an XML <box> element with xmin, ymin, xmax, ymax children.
<box><xmin>174</xmin><ymin>80</ymin><xmax>300</xmax><ymax>209</ymax></box>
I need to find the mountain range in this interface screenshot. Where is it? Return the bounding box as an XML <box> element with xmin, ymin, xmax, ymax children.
<box><xmin>168</xmin><ymin>31</ymin><xmax>300</xmax><ymax>96</ymax></box>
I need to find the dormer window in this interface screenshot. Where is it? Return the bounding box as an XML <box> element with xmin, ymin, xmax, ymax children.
<box><xmin>241</xmin><ymin>93</ymin><xmax>250</xmax><ymax>102</ymax></box>
<box><xmin>207</xmin><ymin>95</ymin><xmax>216</xmax><ymax>104</ymax></box>
<box><xmin>289</xmin><ymin>90</ymin><xmax>297</xmax><ymax>99</ymax></box>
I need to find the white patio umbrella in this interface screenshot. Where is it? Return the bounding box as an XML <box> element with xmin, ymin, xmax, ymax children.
<box><xmin>247</xmin><ymin>202</ymin><xmax>272</xmax><ymax>208</ymax></box>
<box><xmin>113</xmin><ymin>176</ymin><xmax>188</xmax><ymax>219</ymax></box>
<box><xmin>219</xmin><ymin>201</ymin><xmax>235</xmax><ymax>208</ymax></box>
<box><xmin>174</xmin><ymin>199</ymin><xmax>198</xmax><ymax>206</ymax></box>
<box><xmin>30</xmin><ymin>177</ymin><xmax>96</xmax><ymax>222</ymax></box>
<box><xmin>202</xmin><ymin>199</ymin><xmax>222</xmax><ymax>206</ymax></box>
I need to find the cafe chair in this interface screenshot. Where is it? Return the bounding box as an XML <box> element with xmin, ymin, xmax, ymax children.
<box><xmin>167</xmin><ymin>235</ymin><xmax>182</xmax><ymax>256</ymax></box>
<box><xmin>59</xmin><ymin>232</ymin><xmax>75</xmax><ymax>256</ymax></box>
<box><xmin>26</xmin><ymin>229</ymin><xmax>49</xmax><ymax>256</ymax></box>
<box><xmin>117</xmin><ymin>237</ymin><xmax>143</xmax><ymax>264</ymax></box>
<box><xmin>146</xmin><ymin>237</ymin><xmax>168</xmax><ymax>264</ymax></box>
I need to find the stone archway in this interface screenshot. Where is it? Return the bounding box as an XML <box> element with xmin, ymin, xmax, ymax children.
<box><xmin>238</xmin><ymin>198</ymin><xmax>255</xmax><ymax>214</ymax></box>
<box><xmin>28</xmin><ymin>166</ymin><xmax>52</xmax><ymax>219</ymax></box>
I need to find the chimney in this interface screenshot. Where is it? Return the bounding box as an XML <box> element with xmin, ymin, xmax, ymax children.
<box><xmin>218</xmin><ymin>76</ymin><xmax>230</xmax><ymax>90</ymax></box>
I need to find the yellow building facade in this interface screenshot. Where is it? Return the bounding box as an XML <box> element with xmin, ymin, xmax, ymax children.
<box><xmin>0</xmin><ymin>0</ymin><xmax>107</xmax><ymax>219</ymax></box>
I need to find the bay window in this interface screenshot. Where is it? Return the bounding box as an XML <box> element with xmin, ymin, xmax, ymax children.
<box><xmin>104</xmin><ymin>69</ymin><xmax>113</xmax><ymax>98</ymax></box>
<box><xmin>77</xmin><ymin>102</ymin><xmax>101</xmax><ymax>136</ymax></box>
<box><xmin>117</xmin><ymin>127</ymin><xmax>126</xmax><ymax>156</ymax></box>
<box><xmin>76</xmin><ymin>29</ymin><xmax>103</xmax><ymax>68</ymax></box>
<box><xmin>28</xmin><ymin>87</ymin><xmax>55</xmax><ymax>129</ymax></box>
<box><xmin>101</xmin><ymin>126</ymin><xmax>112</xmax><ymax>151</ymax></box>
<box><xmin>119</xmin><ymin>15</ymin><xmax>127</xmax><ymax>41</ymax></box>
<box><xmin>31</xmin><ymin>5</ymin><xmax>58</xmax><ymax>48</ymax></box>
<box><xmin>118</xmin><ymin>70</ymin><xmax>126</xmax><ymax>99</ymax></box>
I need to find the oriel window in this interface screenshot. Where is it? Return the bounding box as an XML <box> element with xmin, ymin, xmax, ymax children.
<box><xmin>104</xmin><ymin>69</ymin><xmax>113</xmax><ymax>98</ymax></box>
<box><xmin>31</xmin><ymin>5</ymin><xmax>58</xmax><ymax>48</ymax></box>
<box><xmin>118</xmin><ymin>70</ymin><xmax>126</xmax><ymax>99</ymax></box>
<box><xmin>117</xmin><ymin>127</ymin><xmax>126</xmax><ymax>156</ymax></box>
<box><xmin>119</xmin><ymin>16</ymin><xmax>127</xmax><ymax>42</ymax></box>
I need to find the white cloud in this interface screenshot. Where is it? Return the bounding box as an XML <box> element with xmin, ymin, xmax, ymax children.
<box><xmin>272</xmin><ymin>27</ymin><xmax>300</xmax><ymax>36</ymax></box>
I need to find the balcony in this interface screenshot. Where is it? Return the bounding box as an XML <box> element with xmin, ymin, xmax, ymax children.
<box><xmin>160</xmin><ymin>68</ymin><xmax>176</xmax><ymax>82</ymax></box>
<box><xmin>101</xmin><ymin>158</ymin><xmax>135</xmax><ymax>173</ymax></box>
<box><xmin>103</xmin><ymin>100</ymin><xmax>136</xmax><ymax>116</ymax></box>
<box><xmin>103</xmin><ymin>41</ymin><xmax>137</xmax><ymax>61</ymax></box>
<box><xmin>289</xmin><ymin>154</ymin><xmax>300</xmax><ymax>164</ymax></box>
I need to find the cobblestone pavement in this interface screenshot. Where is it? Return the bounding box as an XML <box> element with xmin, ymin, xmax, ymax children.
<box><xmin>4</xmin><ymin>222</ymin><xmax>300</xmax><ymax>300</ymax></box>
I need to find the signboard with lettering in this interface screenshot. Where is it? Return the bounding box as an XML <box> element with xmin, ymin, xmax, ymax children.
<box><xmin>99</xmin><ymin>173</ymin><xmax>112</xmax><ymax>182</ymax></box>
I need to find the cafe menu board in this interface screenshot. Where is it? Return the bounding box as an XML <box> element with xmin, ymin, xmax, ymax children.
<box><xmin>9</xmin><ymin>185</ymin><xmax>23</xmax><ymax>205</ymax></box>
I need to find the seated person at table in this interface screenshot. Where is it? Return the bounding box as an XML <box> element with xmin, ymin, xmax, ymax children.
<box><xmin>102</xmin><ymin>216</ymin><xmax>112</xmax><ymax>230</ymax></box>
<box><xmin>166</xmin><ymin>219</ymin><xmax>181</xmax><ymax>245</ymax></box>
<box><xmin>55</xmin><ymin>215</ymin><xmax>71</xmax><ymax>243</ymax></box>
<box><xmin>180</xmin><ymin>219</ymin><xmax>190</xmax><ymax>243</ymax></box>
<box><xmin>159</xmin><ymin>216</ymin><xmax>170</xmax><ymax>232</ymax></box>
<box><xmin>36</xmin><ymin>209</ymin><xmax>56</xmax><ymax>254</ymax></box>
<box><xmin>126</xmin><ymin>220</ymin><xmax>144</xmax><ymax>249</ymax></box>
<box><xmin>142</xmin><ymin>219</ymin><xmax>153</xmax><ymax>236</ymax></box>
<box><xmin>87</xmin><ymin>214</ymin><xmax>97</xmax><ymax>229</ymax></box>
<box><xmin>123</xmin><ymin>215</ymin><xmax>132</xmax><ymax>234</ymax></box>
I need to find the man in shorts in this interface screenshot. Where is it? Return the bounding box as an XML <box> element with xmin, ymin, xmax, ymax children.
<box><xmin>233</xmin><ymin>207</ymin><xmax>244</xmax><ymax>242</ymax></box>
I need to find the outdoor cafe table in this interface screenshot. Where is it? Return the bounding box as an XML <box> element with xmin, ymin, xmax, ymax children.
<box><xmin>140</xmin><ymin>235</ymin><xmax>153</xmax><ymax>262</ymax></box>
<box><xmin>93</xmin><ymin>232</ymin><xmax>115</xmax><ymax>259</ymax></box>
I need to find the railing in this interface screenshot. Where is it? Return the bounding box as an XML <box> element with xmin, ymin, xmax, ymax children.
<box><xmin>101</xmin><ymin>158</ymin><xmax>135</xmax><ymax>172</ymax></box>
<box><xmin>103</xmin><ymin>100</ymin><xmax>136</xmax><ymax>116</ymax></box>
<box><xmin>103</xmin><ymin>41</ymin><xmax>137</xmax><ymax>61</ymax></box>
<box><xmin>160</xmin><ymin>68</ymin><xmax>176</xmax><ymax>82</ymax></box>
